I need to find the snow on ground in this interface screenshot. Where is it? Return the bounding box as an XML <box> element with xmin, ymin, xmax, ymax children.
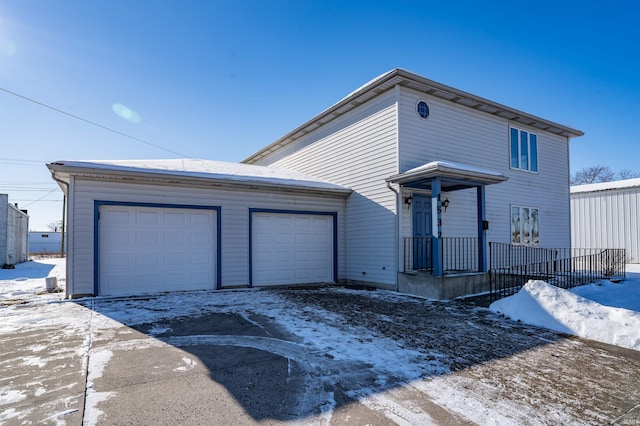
<box><xmin>2</xmin><ymin>260</ymin><xmax>640</xmax><ymax>424</ymax></box>
<box><xmin>490</xmin><ymin>265</ymin><xmax>640</xmax><ymax>351</ymax></box>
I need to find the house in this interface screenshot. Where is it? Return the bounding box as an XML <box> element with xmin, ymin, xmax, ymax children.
<box><xmin>571</xmin><ymin>178</ymin><xmax>640</xmax><ymax>264</ymax></box>
<box><xmin>29</xmin><ymin>231</ymin><xmax>66</xmax><ymax>255</ymax></box>
<box><xmin>48</xmin><ymin>68</ymin><xmax>583</xmax><ymax>299</ymax></box>
<box><xmin>0</xmin><ymin>194</ymin><xmax>29</xmax><ymax>267</ymax></box>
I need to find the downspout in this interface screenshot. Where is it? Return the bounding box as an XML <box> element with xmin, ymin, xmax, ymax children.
<box><xmin>387</xmin><ymin>181</ymin><xmax>400</xmax><ymax>291</ymax></box>
<box><xmin>51</xmin><ymin>174</ymin><xmax>70</xmax><ymax>299</ymax></box>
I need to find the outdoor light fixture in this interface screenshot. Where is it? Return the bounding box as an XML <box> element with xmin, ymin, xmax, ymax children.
<box><xmin>405</xmin><ymin>195</ymin><xmax>413</xmax><ymax>209</ymax></box>
<box><xmin>441</xmin><ymin>198</ymin><xmax>450</xmax><ymax>212</ymax></box>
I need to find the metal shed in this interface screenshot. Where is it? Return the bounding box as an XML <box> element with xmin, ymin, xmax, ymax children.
<box><xmin>0</xmin><ymin>194</ymin><xmax>30</xmax><ymax>266</ymax></box>
<box><xmin>571</xmin><ymin>178</ymin><xmax>640</xmax><ymax>264</ymax></box>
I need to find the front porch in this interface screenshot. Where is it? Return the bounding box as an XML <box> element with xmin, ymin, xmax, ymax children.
<box><xmin>387</xmin><ymin>161</ymin><xmax>508</xmax><ymax>299</ymax></box>
<box><xmin>399</xmin><ymin>236</ymin><xmax>490</xmax><ymax>299</ymax></box>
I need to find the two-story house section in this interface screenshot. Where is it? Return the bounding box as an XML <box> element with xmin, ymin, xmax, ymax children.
<box><xmin>243</xmin><ymin>68</ymin><xmax>583</xmax><ymax>299</ymax></box>
<box><xmin>50</xmin><ymin>68</ymin><xmax>582</xmax><ymax>299</ymax></box>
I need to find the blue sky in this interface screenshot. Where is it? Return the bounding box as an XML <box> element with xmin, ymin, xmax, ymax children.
<box><xmin>1</xmin><ymin>0</ymin><xmax>638</xmax><ymax>230</ymax></box>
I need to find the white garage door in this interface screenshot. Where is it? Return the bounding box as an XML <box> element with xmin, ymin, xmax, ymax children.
<box><xmin>252</xmin><ymin>212</ymin><xmax>334</xmax><ymax>286</ymax></box>
<box><xmin>98</xmin><ymin>204</ymin><xmax>216</xmax><ymax>296</ymax></box>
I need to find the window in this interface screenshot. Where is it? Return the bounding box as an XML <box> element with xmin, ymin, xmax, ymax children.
<box><xmin>511</xmin><ymin>206</ymin><xmax>539</xmax><ymax>246</ymax></box>
<box><xmin>510</xmin><ymin>127</ymin><xmax>538</xmax><ymax>172</ymax></box>
<box><xmin>416</xmin><ymin>100</ymin><xmax>430</xmax><ymax>119</ymax></box>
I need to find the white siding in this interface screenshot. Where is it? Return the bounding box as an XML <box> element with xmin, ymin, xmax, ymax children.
<box><xmin>571</xmin><ymin>188</ymin><xmax>640</xmax><ymax>263</ymax></box>
<box><xmin>67</xmin><ymin>179</ymin><xmax>346</xmax><ymax>296</ymax></box>
<box><xmin>398</xmin><ymin>87</ymin><xmax>571</xmax><ymax>248</ymax></box>
<box><xmin>253</xmin><ymin>90</ymin><xmax>399</xmax><ymax>285</ymax></box>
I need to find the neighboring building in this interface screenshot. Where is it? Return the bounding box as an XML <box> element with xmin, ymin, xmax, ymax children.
<box><xmin>0</xmin><ymin>194</ymin><xmax>29</xmax><ymax>266</ymax></box>
<box><xmin>571</xmin><ymin>178</ymin><xmax>640</xmax><ymax>264</ymax></box>
<box><xmin>48</xmin><ymin>68</ymin><xmax>583</xmax><ymax>299</ymax></box>
<box><xmin>29</xmin><ymin>231</ymin><xmax>66</xmax><ymax>255</ymax></box>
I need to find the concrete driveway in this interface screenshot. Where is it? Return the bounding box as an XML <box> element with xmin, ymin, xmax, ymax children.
<box><xmin>2</xmin><ymin>283</ymin><xmax>640</xmax><ymax>425</ymax></box>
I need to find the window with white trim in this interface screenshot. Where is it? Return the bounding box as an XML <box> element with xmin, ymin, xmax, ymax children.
<box><xmin>511</xmin><ymin>206</ymin><xmax>539</xmax><ymax>246</ymax></box>
<box><xmin>510</xmin><ymin>127</ymin><xmax>538</xmax><ymax>172</ymax></box>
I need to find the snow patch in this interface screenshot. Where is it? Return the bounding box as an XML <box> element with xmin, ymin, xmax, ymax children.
<box><xmin>0</xmin><ymin>388</ymin><xmax>26</xmax><ymax>405</ymax></box>
<box><xmin>173</xmin><ymin>356</ymin><xmax>197</xmax><ymax>372</ymax></box>
<box><xmin>84</xmin><ymin>348</ymin><xmax>115</xmax><ymax>425</ymax></box>
<box><xmin>490</xmin><ymin>280</ymin><xmax>640</xmax><ymax>351</ymax></box>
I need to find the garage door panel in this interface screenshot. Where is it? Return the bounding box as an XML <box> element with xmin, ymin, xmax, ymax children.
<box><xmin>165</xmin><ymin>212</ymin><xmax>186</xmax><ymax>225</ymax></box>
<box><xmin>252</xmin><ymin>212</ymin><xmax>333</xmax><ymax>286</ymax></box>
<box><xmin>165</xmin><ymin>232</ymin><xmax>185</xmax><ymax>245</ymax></box>
<box><xmin>136</xmin><ymin>210</ymin><xmax>159</xmax><ymax>225</ymax></box>
<box><xmin>135</xmin><ymin>253</ymin><xmax>159</xmax><ymax>266</ymax></box>
<box><xmin>136</xmin><ymin>230</ymin><xmax>158</xmax><ymax>245</ymax></box>
<box><xmin>165</xmin><ymin>253</ymin><xmax>186</xmax><ymax>266</ymax></box>
<box><xmin>189</xmin><ymin>252</ymin><xmax>211</xmax><ymax>265</ymax></box>
<box><xmin>105</xmin><ymin>210</ymin><xmax>131</xmax><ymax>225</ymax></box>
<box><xmin>190</xmin><ymin>232</ymin><xmax>212</xmax><ymax>246</ymax></box>
<box><xmin>99</xmin><ymin>205</ymin><xmax>216</xmax><ymax>296</ymax></box>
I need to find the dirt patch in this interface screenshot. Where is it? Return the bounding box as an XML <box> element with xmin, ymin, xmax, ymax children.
<box><xmin>277</xmin><ymin>287</ymin><xmax>640</xmax><ymax>423</ymax></box>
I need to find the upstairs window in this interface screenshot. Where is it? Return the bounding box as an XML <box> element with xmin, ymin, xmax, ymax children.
<box><xmin>510</xmin><ymin>127</ymin><xmax>538</xmax><ymax>172</ymax></box>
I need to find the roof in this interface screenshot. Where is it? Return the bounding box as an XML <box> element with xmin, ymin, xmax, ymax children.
<box><xmin>243</xmin><ymin>68</ymin><xmax>584</xmax><ymax>164</ymax></box>
<box><xmin>386</xmin><ymin>160</ymin><xmax>508</xmax><ymax>191</ymax></box>
<box><xmin>570</xmin><ymin>177</ymin><xmax>640</xmax><ymax>194</ymax></box>
<box><xmin>47</xmin><ymin>159</ymin><xmax>351</xmax><ymax>196</ymax></box>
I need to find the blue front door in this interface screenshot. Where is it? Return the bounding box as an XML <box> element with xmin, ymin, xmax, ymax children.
<box><xmin>412</xmin><ymin>195</ymin><xmax>432</xmax><ymax>269</ymax></box>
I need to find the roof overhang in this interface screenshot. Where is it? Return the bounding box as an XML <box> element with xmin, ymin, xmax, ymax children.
<box><xmin>570</xmin><ymin>177</ymin><xmax>640</xmax><ymax>194</ymax></box>
<box><xmin>244</xmin><ymin>68</ymin><xmax>584</xmax><ymax>164</ymax></box>
<box><xmin>386</xmin><ymin>161</ymin><xmax>508</xmax><ymax>191</ymax></box>
<box><xmin>47</xmin><ymin>160</ymin><xmax>352</xmax><ymax>198</ymax></box>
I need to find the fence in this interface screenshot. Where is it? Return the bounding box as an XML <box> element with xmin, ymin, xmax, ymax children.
<box><xmin>489</xmin><ymin>242</ymin><xmax>626</xmax><ymax>301</ymax></box>
<box><xmin>402</xmin><ymin>237</ymin><xmax>479</xmax><ymax>274</ymax></box>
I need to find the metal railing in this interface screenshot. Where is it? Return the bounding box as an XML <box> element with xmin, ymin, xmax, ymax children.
<box><xmin>489</xmin><ymin>242</ymin><xmax>626</xmax><ymax>301</ymax></box>
<box><xmin>402</xmin><ymin>237</ymin><xmax>479</xmax><ymax>274</ymax></box>
<box><xmin>403</xmin><ymin>237</ymin><xmax>433</xmax><ymax>271</ymax></box>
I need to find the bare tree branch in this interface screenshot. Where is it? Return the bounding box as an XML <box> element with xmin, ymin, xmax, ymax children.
<box><xmin>571</xmin><ymin>165</ymin><xmax>640</xmax><ymax>185</ymax></box>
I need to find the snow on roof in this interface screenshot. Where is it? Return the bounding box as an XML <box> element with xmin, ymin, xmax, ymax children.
<box><xmin>48</xmin><ymin>159</ymin><xmax>351</xmax><ymax>193</ymax></box>
<box><xmin>570</xmin><ymin>177</ymin><xmax>640</xmax><ymax>194</ymax></box>
<box><xmin>403</xmin><ymin>160</ymin><xmax>505</xmax><ymax>178</ymax></box>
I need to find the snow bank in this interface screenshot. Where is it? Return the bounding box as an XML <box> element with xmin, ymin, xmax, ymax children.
<box><xmin>490</xmin><ymin>280</ymin><xmax>640</xmax><ymax>351</ymax></box>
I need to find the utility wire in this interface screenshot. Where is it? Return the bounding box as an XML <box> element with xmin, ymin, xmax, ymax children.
<box><xmin>19</xmin><ymin>187</ymin><xmax>61</xmax><ymax>208</ymax></box>
<box><xmin>0</xmin><ymin>87</ymin><xmax>189</xmax><ymax>158</ymax></box>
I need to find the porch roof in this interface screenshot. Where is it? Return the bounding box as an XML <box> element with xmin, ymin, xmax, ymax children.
<box><xmin>386</xmin><ymin>160</ymin><xmax>508</xmax><ymax>191</ymax></box>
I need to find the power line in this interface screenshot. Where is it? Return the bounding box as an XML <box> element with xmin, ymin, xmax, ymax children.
<box><xmin>0</xmin><ymin>181</ymin><xmax>55</xmax><ymax>185</ymax></box>
<box><xmin>0</xmin><ymin>87</ymin><xmax>189</xmax><ymax>158</ymax></box>
<box><xmin>0</xmin><ymin>158</ymin><xmax>48</xmax><ymax>166</ymax></box>
<box><xmin>19</xmin><ymin>187</ymin><xmax>61</xmax><ymax>208</ymax></box>
<box><xmin>0</xmin><ymin>157</ymin><xmax>45</xmax><ymax>164</ymax></box>
<box><xmin>0</xmin><ymin>188</ymin><xmax>59</xmax><ymax>191</ymax></box>
<box><xmin>10</xmin><ymin>199</ymin><xmax>63</xmax><ymax>202</ymax></box>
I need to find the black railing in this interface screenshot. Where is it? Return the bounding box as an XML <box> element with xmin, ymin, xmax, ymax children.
<box><xmin>443</xmin><ymin>237</ymin><xmax>478</xmax><ymax>273</ymax></box>
<box><xmin>489</xmin><ymin>242</ymin><xmax>626</xmax><ymax>301</ymax></box>
<box><xmin>402</xmin><ymin>237</ymin><xmax>479</xmax><ymax>274</ymax></box>
<box><xmin>404</xmin><ymin>237</ymin><xmax>433</xmax><ymax>271</ymax></box>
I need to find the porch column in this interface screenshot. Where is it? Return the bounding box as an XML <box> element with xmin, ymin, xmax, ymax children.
<box><xmin>431</xmin><ymin>177</ymin><xmax>443</xmax><ymax>277</ymax></box>
<box><xmin>477</xmin><ymin>185</ymin><xmax>488</xmax><ymax>272</ymax></box>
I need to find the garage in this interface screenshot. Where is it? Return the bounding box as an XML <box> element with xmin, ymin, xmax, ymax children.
<box><xmin>251</xmin><ymin>210</ymin><xmax>336</xmax><ymax>286</ymax></box>
<box><xmin>97</xmin><ymin>202</ymin><xmax>219</xmax><ymax>296</ymax></box>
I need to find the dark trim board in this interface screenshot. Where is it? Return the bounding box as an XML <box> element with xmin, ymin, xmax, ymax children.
<box><xmin>248</xmin><ymin>208</ymin><xmax>338</xmax><ymax>287</ymax></box>
<box><xmin>93</xmin><ymin>200</ymin><xmax>222</xmax><ymax>296</ymax></box>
